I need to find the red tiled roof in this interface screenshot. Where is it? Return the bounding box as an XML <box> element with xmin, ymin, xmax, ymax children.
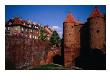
<box><xmin>64</xmin><ymin>12</ymin><xmax>75</xmax><ymax>23</ymax></box>
<box><xmin>89</xmin><ymin>6</ymin><xmax>104</xmax><ymax>18</ymax></box>
<box><xmin>6</xmin><ymin>17</ymin><xmax>40</xmax><ymax>29</ymax></box>
<box><xmin>64</xmin><ymin>12</ymin><xmax>81</xmax><ymax>25</ymax></box>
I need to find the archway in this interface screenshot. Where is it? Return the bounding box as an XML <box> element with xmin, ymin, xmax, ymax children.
<box><xmin>53</xmin><ymin>55</ymin><xmax>63</xmax><ymax>65</ymax></box>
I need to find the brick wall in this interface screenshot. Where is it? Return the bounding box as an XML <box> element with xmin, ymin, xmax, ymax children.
<box><xmin>5</xmin><ymin>35</ymin><xmax>49</xmax><ymax>69</ymax></box>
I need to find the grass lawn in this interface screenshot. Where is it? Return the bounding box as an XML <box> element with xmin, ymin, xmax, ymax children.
<box><xmin>31</xmin><ymin>63</ymin><xmax>66</xmax><ymax>70</ymax></box>
<box><xmin>31</xmin><ymin>63</ymin><xmax>82</xmax><ymax>70</ymax></box>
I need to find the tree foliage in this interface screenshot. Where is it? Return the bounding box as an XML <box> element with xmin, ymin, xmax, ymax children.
<box><xmin>39</xmin><ymin>27</ymin><xmax>46</xmax><ymax>41</ymax></box>
<box><xmin>50</xmin><ymin>30</ymin><xmax>60</xmax><ymax>45</ymax></box>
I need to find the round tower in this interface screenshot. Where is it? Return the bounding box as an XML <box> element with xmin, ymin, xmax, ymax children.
<box><xmin>88</xmin><ymin>7</ymin><xmax>105</xmax><ymax>52</ymax></box>
<box><xmin>63</xmin><ymin>12</ymin><xmax>81</xmax><ymax>67</ymax></box>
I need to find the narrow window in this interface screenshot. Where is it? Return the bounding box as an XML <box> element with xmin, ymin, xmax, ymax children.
<box><xmin>33</xmin><ymin>35</ymin><xmax>34</xmax><ymax>38</ymax></box>
<box><xmin>29</xmin><ymin>35</ymin><xmax>32</xmax><ymax>38</ymax></box>
<box><xmin>9</xmin><ymin>22</ymin><xmax>12</xmax><ymax>25</ymax></box>
<box><xmin>8</xmin><ymin>27</ymin><xmax>10</xmax><ymax>30</ymax></box>
<box><xmin>25</xmin><ymin>29</ymin><xmax>27</xmax><ymax>32</ymax></box>
<box><xmin>72</xmin><ymin>26</ymin><xmax>74</xmax><ymax>28</ymax></box>
<box><xmin>30</xmin><ymin>29</ymin><xmax>32</xmax><ymax>32</ymax></box>
<box><xmin>23</xmin><ymin>23</ymin><xmax>25</xmax><ymax>25</ymax></box>
<box><xmin>97</xmin><ymin>30</ymin><xmax>100</xmax><ymax>33</ymax></box>
<box><xmin>29</xmin><ymin>24</ymin><xmax>31</xmax><ymax>27</ymax></box>
<box><xmin>21</xmin><ymin>28</ymin><xmax>24</xmax><ymax>31</ymax></box>
<box><xmin>35</xmin><ymin>36</ymin><xmax>37</xmax><ymax>39</ymax></box>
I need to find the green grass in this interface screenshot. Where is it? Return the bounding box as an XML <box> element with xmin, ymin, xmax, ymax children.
<box><xmin>31</xmin><ymin>63</ymin><xmax>65</xmax><ymax>70</ymax></box>
<box><xmin>31</xmin><ymin>63</ymin><xmax>82</xmax><ymax>70</ymax></box>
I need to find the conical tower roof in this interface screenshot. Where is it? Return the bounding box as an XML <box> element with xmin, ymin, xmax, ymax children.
<box><xmin>64</xmin><ymin>12</ymin><xmax>80</xmax><ymax>25</ymax></box>
<box><xmin>89</xmin><ymin>6</ymin><xmax>104</xmax><ymax>18</ymax></box>
<box><xmin>64</xmin><ymin>12</ymin><xmax>76</xmax><ymax>23</ymax></box>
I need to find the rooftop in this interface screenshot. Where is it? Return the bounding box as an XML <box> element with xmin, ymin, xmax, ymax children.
<box><xmin>64</xmin><ymin>12</ymin><xmax>81</xmax><ymax>25</ymax></box>
<box><xmin>89</xmin><ymin>6</ymin><xmax>104</xmax><ymax>18</ymax></box>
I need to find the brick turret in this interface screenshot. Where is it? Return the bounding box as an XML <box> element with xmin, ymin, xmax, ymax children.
<box><xmin>63</xmin><ymin>12</ymin><xmax>81</xmax><ymax>67</ymax></box>
<box><xmin>88</xmin><ymin>6</ymin><xmax>106</xmax><ymax>53</ymax></box>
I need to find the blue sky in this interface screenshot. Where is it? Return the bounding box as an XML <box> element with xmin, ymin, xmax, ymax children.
<box><xmin>5</xmin><ymin>5</ymin><xmax>106</xmax><ymax>38</ymax></box>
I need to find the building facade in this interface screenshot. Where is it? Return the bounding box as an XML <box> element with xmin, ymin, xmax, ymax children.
<box><xmin>63</xmin><ymin>13</ymin><xmax>81</xmax><ymax>67</ymax></box>
<box><xmin>5</xmin><ymin>6</ymin><xmax>106</xmax><ymax>69</ymax></box>
<box><xmin>5</xmin><ymin>17</ymin><xmax>54</xmax><ymax>69</ymax></box>
<box><xmin>63</xmin><ymin>7</ymin><xmax>106</xmax><ymax>67</ymax></box>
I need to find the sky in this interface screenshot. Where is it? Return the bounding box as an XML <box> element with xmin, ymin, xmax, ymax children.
<box><xmin>5</xmin><ymin>5</ymin><xmax>106</xmax><ymax>38</ymax></box>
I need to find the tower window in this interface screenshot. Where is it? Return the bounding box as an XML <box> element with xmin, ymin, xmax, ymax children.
<box><xmin>79</xmin><ymin>29</ymin><xmax>81</xmax><ymax>32</ymax></box>
<box><xmin>97</xmin><ymin>30</ymin><xmax>100</xmax><ymax>33</ymax></box>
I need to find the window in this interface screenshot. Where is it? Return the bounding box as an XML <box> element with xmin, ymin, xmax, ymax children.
<box><xmin>35</xmin><ymin>36</ymin><xmax>37</xmax><ymax>39</ymax></box>
<box><xmin>33</xmin><ymin>36</ymin><xmax>34</xmax><ymax>38</ymax></box>
<box><xmin>15</xmin><ymin>27</ymin><xmax>18</xmax><ymax>30</ymax></box>
<box><xmin>71</xmin><ymin>44</ymin><xmax>74</xmax><ymax>48</ymax></box>
<box><xmin>29</xmin><ymin>25</ymin><xmax>31</xmax><ymax>27</ymax></box>
<box><xmin>36</xmin><ymin>37</ymin><xmax>38</xmax><ymax>39</ymax></box>
<box><xmin>9</xmin><ymin>22</ymin><xmax>12</xmax><ymax>25</ymax></box>
<box><xmin>79</xmin><ymin>29</ymin><xmax>81</xmax><ymax>32</ymax></box>
<box><xmin>97</xmin><ymin>30</ymin><xmax>100</xmax><ymax>33</ymax></box>
<box><xmin>30</xmin><ymin>29</ymin><xmax>32</xmax><ymax>32</ymax></box>
<box><xmin>14</xmin><ymin>26</ymin><xmax>20</xmax><ymax>30</ymax></box>
<box><xmin>23</xmin><ymin>23</ymin><xmax>25</xmax><ymax>25</ymax></box>
<box><xmin>25</xmin><ymin>29</ymin><xmax>27</xmax><ymax>32</ymax></box>
<box><xmin>35</xmin><ymin>26</ymin><xmax>38</xmax><ymax>29</ymax></box>
<box><xmin>21</xmin><ymin>28</ymin><xmax>24</xmax><ymax>31</ymax></box>
<box><xmin>7</xmin><ymin>27</ymin><xmax>10</xmax><ymax>30</ymax></box>
<box><xmin>69</xmin><ymin>33</ymin><xmax>71</xmax><ymax>36</ymax></box>
<box><xmin>25</xmin><ymin>35</ymin><xmax>27</xmax><ymax>37</ymax></box>
<box><xmin>29</xmin><ymin>35</ymin><xmax>32</xmax><ymax>38</ymax></box>
<box><xmin>72</xmin><ymin>26</ymin><xmax>74</xmax><ymax>28</ymax></box>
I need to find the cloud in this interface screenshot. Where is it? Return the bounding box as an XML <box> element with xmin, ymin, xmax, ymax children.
<box><xmin>58</xmin><ymin>32</ymin><xmax>63</xmax><ymax>38</ymax></box>
<box><xmin>52</xmin><ymin>26</ymin><xmax>59</xmax><ymax>29</ymax></box>
<box><xmin>52</xmin><ymin>26</ymin><xmax>61</xmax><ymax>31</ymax></box>
<box><xmin>52</xmin><ymin>26</ymin><xmax>63</xmax><ymax>38</ymax></box>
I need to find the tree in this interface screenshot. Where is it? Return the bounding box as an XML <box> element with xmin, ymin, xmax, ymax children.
<box><xmin>50</xmin><ymin>30</ymin><xmax>60</xmax><ymax>45</ymax></box>
<box><xmin>39</xmin><ymin>27</ymin><xmax>46</xmax><ymax>41</ymax></box>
